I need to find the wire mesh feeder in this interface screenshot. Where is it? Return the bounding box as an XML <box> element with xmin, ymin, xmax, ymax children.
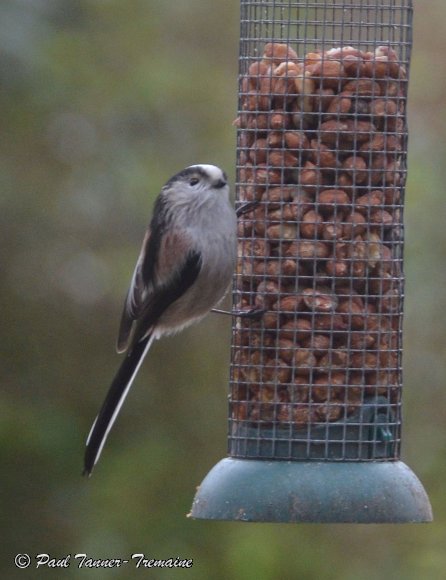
<box><xmin>191</xmin><ymin>0</ymin><xmax>432</xmax><ymax>523</ymax></box>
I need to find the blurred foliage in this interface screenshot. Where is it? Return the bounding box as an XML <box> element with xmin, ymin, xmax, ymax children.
<box><xmin>1</xmin><ymin>0</ymin><xmax>445</xmax><ymax>578</ymax></box>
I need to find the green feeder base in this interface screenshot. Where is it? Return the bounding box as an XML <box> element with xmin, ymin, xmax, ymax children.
<box><xmin>190</xmin><ymin>458</ymin><xmax>432</xmax><ymax>523</ymax></box>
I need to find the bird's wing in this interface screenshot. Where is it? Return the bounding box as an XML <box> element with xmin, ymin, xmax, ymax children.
<box><xmin>116</xmin><ymin>228</ymin><xmax>152</xmax><ymax>353</ymax></box>
<box><xmin>130</xmin><ymin>247</ymin><xmax>202</xmax><ymax>346</ymax></box>
<box><xmin>117</xmin><ymin>226</ymin><xmax>202</xmax><ymax>353</ymax></box>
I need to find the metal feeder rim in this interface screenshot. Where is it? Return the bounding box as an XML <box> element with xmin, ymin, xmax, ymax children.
<box><xmin>190</xmin><ymin>458</ymin><xmax>433</xmax><ymax>523</ymax></box>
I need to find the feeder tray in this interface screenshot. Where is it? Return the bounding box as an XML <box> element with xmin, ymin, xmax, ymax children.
<box><xmin>191</xmin><ymin>0</ymin><xmax>432</xmax><ymax>523</ymax></box>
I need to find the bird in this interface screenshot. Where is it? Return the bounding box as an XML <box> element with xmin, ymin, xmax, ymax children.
<box><xmin>83</xmin><ymin>164</ymin><xmax>237</xmax><ymax>476</ymax></box>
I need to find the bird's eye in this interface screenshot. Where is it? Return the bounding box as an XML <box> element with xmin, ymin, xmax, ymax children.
<box><xmin>189</xmin><ymin>178</ymin><xmax>199</xmax><ymax>186</ymax></box>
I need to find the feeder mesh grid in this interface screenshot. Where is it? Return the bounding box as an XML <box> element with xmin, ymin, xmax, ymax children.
<box><xmin>229</xmin><ymin>0</ymin><xmax>413</xmax><ymax>461</ymax></box>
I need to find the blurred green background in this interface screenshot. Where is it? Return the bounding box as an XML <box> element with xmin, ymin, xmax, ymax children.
<box><xmin>1</xmin><ymin>1</ymin><xmax>445</xmax><ymax>578</ymax></box>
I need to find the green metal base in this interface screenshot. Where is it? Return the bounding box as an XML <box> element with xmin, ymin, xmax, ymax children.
<box><xmin>190</xmin><ymin>458</ymin><xmax>432</xmax><ymax>523</ymax></box>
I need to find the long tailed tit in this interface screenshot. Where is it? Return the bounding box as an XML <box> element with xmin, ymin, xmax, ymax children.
<box><xmin>84</xmin><ymin>164</ymin><xmax>237</xmax><ymax>475</ymax></box>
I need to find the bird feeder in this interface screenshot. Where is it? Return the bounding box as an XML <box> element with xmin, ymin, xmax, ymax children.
<box><xmin>191</xmin><ymin>0</ymin><xmax>432</xmax><ymax>523</ymax></box>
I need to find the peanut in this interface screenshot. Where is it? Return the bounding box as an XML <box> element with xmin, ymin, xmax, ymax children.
<box><xmin>232</xmin><ymin>41</ymin><xmax>405</xmax><ymax>430</ymax></box>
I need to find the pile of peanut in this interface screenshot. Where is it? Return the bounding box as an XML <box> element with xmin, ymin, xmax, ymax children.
<box><xmin>231</xmin><ymin>43</ymin><xmax>406</xmax><ymax>427</ymax></box>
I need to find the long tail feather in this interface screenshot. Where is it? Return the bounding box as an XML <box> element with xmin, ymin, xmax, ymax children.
<box><xmin>83</xmin><ymin>334</ymin><xmax>154</xmax><ymax>476</ymax></box>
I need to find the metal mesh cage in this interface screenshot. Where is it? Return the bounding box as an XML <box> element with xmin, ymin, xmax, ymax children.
<box><xmin>229</xmin><ymin>0</ymin><xmax>413</xmax><ymax>462</ymax></box>
<box><xmin>191</xmin><ymin>0</ymin><xmax>431</xmax><ymax>523</ymax></box>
